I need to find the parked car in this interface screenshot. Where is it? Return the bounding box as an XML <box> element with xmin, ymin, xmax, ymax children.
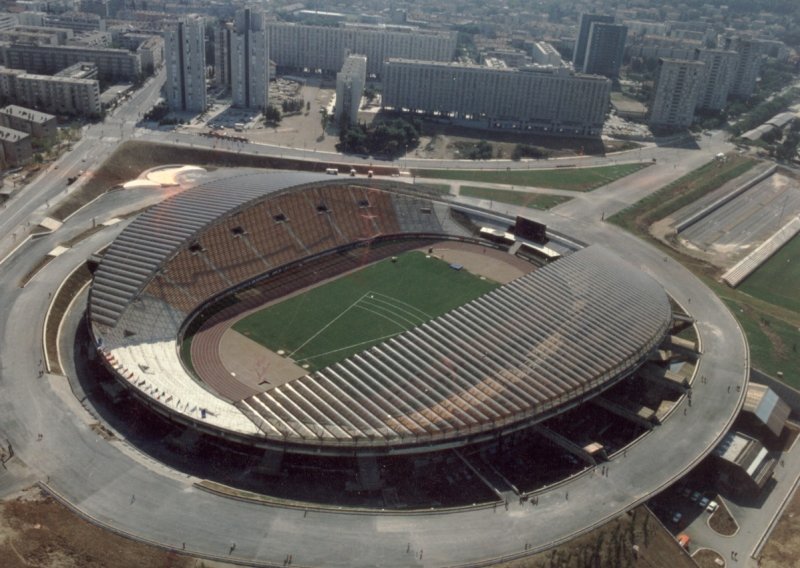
<box><xmin>690</xmin><ymin>491</ymin><xmax>701</xmax><ymax>503</ymax></box>
<box><xmin>672</xmin><ymin>511</ymin><xmax>683</xmax><ymax>524</ymax></box>
<box><xmin>698</xmin><ymin>496</ymin><xmax>710</xmax><ymax>509</ymax></box>
<box><xmin>706</xmin><ymin>500</ymin><xmax>719</xmax><ymax>513</ymax></box>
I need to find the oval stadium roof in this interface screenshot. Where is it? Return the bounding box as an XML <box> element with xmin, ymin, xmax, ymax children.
<box><xmin>90</xmin><ymin>172</ymin><xmax>673</xmax><ymax>454</ymax></box>
<box><xmin>237</xmin><ymin>245</ymin><xmax>672</xmax><ymax>450</ymax></box>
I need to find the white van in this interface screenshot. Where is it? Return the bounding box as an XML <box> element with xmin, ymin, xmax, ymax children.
<box><xmin>325</xmin><ymin>168</ymin><xmax>339</xmax><ymax>175</ymax></box>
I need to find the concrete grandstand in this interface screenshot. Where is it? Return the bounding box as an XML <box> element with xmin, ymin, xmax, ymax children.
<box><xmin>88</xmin><ymin>171</ymin><xmax>687</xmax><ymax>462</ymax></box>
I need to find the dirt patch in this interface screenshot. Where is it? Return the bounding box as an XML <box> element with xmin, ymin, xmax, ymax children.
<box><xmin>758</xmin><ymin>485</ymin><xmax>800</xmax><ymax>568</ymax></box>
<box><xmin>758</xmin><ymin>317</ymin><xmax>788</xmax><ymax>360</ymax></box>
<box><xmin>426</xmin><ymin>242</ymin><xmax>532</xmax><ymax>284</ymax></box>
<box><xmin>0</xmin><ymin>486</ymin><xmax>219</xmax><ymax>568</ymax></box>
<box><xmin>693</xmin><ymin>547</ymin><xmax>725</xmax><ymax>567</ymax></box>
<box><xmin>708</xmin><ymin>499</ymin><xmax>738</xmax><ymax>536</ymax></box>
<box><xmin>409</xmin><ymin>121</ymin><xmax>635</xmax><ymax>161</ymax></box>
<box><xmin>219</xmin><ymin>329</ymin><xmax>308</xmax><ymax>389</ymax></box>
<box><xmin>492</xmin><ymin>506</ymin><xmax>695</xmax><ymax>568</ymax></box>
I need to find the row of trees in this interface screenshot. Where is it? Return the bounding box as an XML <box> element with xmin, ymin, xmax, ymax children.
<box><xmin>729</xmin><ymin>88</ymin><xmax>800</xmax><ymax>137</ymax></box>
<box><xmin>765</xmin><ymin>121</ymin><xmax>800</xmax><ymax>161</ymax></box>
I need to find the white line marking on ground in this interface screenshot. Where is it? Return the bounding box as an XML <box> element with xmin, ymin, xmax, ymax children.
<box><xmin>289</xmin><ymin>292</ymin><xmax>369</xmax><ymax>357</ymax></box>
<box><xmin>299</xmin><ymin>332</ymin><xmax>405</xmax><ymax>362</ymax></box>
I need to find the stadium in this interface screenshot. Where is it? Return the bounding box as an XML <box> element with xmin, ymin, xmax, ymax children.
<box><xmin>87</xmin><ymin>170</ymin><xmax>700</xmax><ymax>501</ymax></box>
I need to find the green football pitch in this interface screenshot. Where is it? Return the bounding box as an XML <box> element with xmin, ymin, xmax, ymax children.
<box><xmin>232</xmin><ymin>251</ymin><xmax>499</xmax><ymax>371</ymax></box>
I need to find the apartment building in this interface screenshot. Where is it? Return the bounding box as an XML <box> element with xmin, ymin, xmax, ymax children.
<box><xmin>165</xmin><ymin>15</ymin><xmax>206</xmax><ymax>112</ymax></box>
<box><xmin>573</xmin><ymin>14</ymin><xmax>614</xmax><ymax>69</ymax></box>
<box><xmin>0</xmin><ymin>125</ymin><xmax>32</xmax><ymax>167</ymax></box>
<box><xmin>694</xmin><ymin>48</ymin><xmax>739</xmax><ymax>111</ymax></box>
<box><xmin>44</xmin><ymin>11</ymin><xmax>106</xmax><ymax>33</ymax></box>
<box><xmin>0</xmin><ymin>66</ymin><xmax>101</xmax><ymax>116</ymax></box>
<box><xmin>213</xmin><ymin>21</ymin><xmax>233</xmax><ymax>91</ymax></box>
<box><xmin>649</xmin><ymin>58</ymin><xmax>705</xmax><ymax>128</ymax></box>
<box><xmin>335</xmin><ymin>54</ymin><xmax>366</xmax><ymax>125</ymax></box>
<box><xmin>724</xmin><ymin>36</ymin><xmax>768</xmax><ymax>98</ymax></box>
<box><xmin>268</xmin><ymin>22</ymin><xmax>456</xmax><ymax>76</ymax></box>
<box><xmin>583</xmin><ymin>22</ymin><xmax>627</xmax><ymax>78</ymax></box>
<box><xmin>0</xmin><ymin>42</ymin><xmax>142</xmax><ymax>82</ymax></box>
<box><xmin>0</xmin><ymin>104</ymin><xmax>57</xmax><ymax>140</ymax></box>
<box><xmin>383</xmin><ymin>60</ymin><xmax>610</xmax><ymax>136</ymax></box>
<box><xmin>231</xmin><ymin>8</ymin><xmax>268</xmax><ymax>110</ymax></box>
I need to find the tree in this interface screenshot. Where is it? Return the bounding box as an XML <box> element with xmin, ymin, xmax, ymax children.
<box><xmin>336</xmin><ymin>116</ymin><xmax>421</xmax><ymax>158</ymax></box>
<box><xmin>512</xmin><ymin>144</ymin><xmax>551</xmax><ymax>161</ymax></box>
<box><xmin>264</xmin><ymin>104</ymin><xmax>282</xmax><ymax>124</ymax></box>
<box><xmin>364</xmin><ymin>85</ymin><xmax>378</xmax><ymax>104</ymax></box>
<box><xmin>465</xmin><ymin>140</ymin><xmax>493</xmax><ymax>160</ymax></box>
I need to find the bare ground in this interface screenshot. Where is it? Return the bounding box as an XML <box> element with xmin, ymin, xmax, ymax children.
<box><xmin>491</xmin><ymin>506</ymin><xmax>696</xmax><ymax>568</ymax></box>
<box><xmin>0</xmin><ymin>486</ymin><xmax>236</xmax><ymax>568</ymax></box>
<box><xmin>708</xmin><ymin>499</ymin><xmax>738</xmax><ymax>536</ymax></box>
<box><xmin>758</xmin><ymin>486</ymin><xmax>800</xmax><ymax>567</ymax></box>
<box><xmin>692</xmin><ymin>547</ymin><xmax>725</xmax><ymax>568</ymax></box>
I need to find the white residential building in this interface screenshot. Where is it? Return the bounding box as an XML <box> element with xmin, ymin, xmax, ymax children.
<box><xmin>694</xmin><ymin>48</ymin><xmax>739</xmax><ymax>111</ymax></box>
<box><xmin>231</xmin><ymin>8</ymin><xmax>268</xmax><ymax>110</ymax></box>
<box><xmin>649</xmin><ymin>58</ymin><xmax>705</xmax><ymax>128</ymax></box>
<box><xmin>335</xmin><ymin>54</ymin><xmax>366</xmax><ymax>125</ymax></box>
<box><xmin>165</xmin><ymin>15</ymin><xmax>206</xmax><ymax>113</ymax></box>
<box><xmin>724</xmin><ymin>36</ymin><xmax>768</xmax><ymax>98</ymax></box>
<box><xmin>267</xmin><ymin>22</ymin><xmax>456</xmax><ymax>76</ymax></box>
<box><xmin>0</xmin><ymin>65</ymin><xmax>101</xmax><ymax>116</ymax></box>
<box><xmin>382</xmin><ymin>60</ymin><xmax>610</xmax><ymax>137</ymax></box>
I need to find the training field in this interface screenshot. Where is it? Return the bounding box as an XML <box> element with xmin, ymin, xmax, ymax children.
<box><xmin>739</xmin><ymin>233</ymin><xmax>800</xmax><ymax>314</ymax></box>
<box><xmin>232</xmin><ymin>251</ymin><xmax>498</xmax><ymax>371</ymax></box>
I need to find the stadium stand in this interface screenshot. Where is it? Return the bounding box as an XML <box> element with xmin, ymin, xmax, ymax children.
<box><xmin>90</xmin><ymin>172</ymin><xmax>673</xmax><ymax>455</ymax></box>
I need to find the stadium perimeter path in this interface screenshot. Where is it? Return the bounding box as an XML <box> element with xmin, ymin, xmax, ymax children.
<box><xmin>0</xmin><ymin>170</ymin><xmax>748</xmax><ymax>567</ymax></box>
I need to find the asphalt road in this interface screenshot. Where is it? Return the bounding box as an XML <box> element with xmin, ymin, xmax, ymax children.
<box><xmin>0</xmin><ymin>80</ymin><xmax>751</xmax><ymax>566</ymax></box>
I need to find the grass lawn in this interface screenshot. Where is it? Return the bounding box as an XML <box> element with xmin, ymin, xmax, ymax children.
<box><xmin>233</xmin><ymin>251</ymin><xmax>498</xmax><ymax>370</ymax></box>
<box><xmin>411</xmin><ymin>163</ymin><xmax>649</xmax><ymax>191</ymax></box>
<box><xmin>609</xmin><ymin>155</ymin><xmax>757</xmax><ymax>233</ymax></box>
<box><xmin>460</xmin><ymin>186</ymin><xmax>572</xmax><ymax>210</ymax></box>
<box><xmin>738</xmin><ymin>233</ymin><xmax>800</xmax><ymax>315</ymax></box>
<box><xmin>723</xmin><ymin>297</ymin><xmax>800</xmax><ymax>388</ymax></box>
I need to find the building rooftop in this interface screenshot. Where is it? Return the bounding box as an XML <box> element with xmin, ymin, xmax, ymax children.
<box><xmin>0</xmin><ymin>104</ymin><xmax>54</xmax><ymax>123</ymax></box>
<box><xmin>0</xmin><ymin>125</ymin><xmax>30</xmax><ymax>142</ymax></box>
